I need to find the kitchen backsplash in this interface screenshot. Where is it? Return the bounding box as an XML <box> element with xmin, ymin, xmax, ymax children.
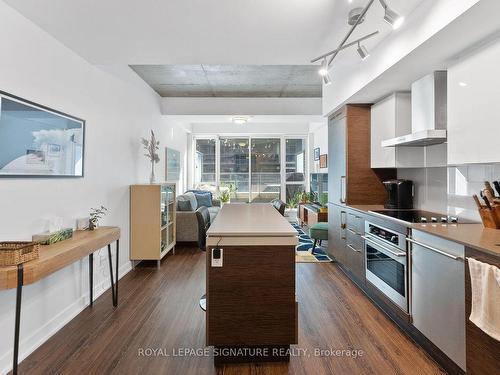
<box><xmin>398</xmin><ymin>164</ymin><xmax>500</xmax><ymax>222</ymax></box>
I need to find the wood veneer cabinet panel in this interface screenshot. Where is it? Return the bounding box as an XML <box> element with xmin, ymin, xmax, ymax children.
<box><xmin>345</xmin><ymin>105</ymin><xmax>395</xmax><ymax>205</ymax></box>
<box><xmin>206</xmin><ymin>245</ymin><xmax>297</xmax><ymax>346</ymax></box>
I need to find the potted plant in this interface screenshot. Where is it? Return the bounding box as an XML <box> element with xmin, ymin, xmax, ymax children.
<box><xmin>89</xmin><ymin>206</ymin><xmax>108</xmax><ymax>230</ymax></box>
<box><xmin>220</xmin><ymin>190</ymin><xmax>230</xmax><ymax>206</ymax></box>
<box><xmin>319</xmin><ymin>192</ymin><xmax>329</xmax><ymax>213</ymax></box>
<box><xmin>285</xmin><ymin>193</ymin><xmax>300</xmax><ymax>222</ymax></box>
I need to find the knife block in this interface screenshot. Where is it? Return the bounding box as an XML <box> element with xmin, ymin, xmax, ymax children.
<box><xmin>478</xmin><ymin>205</ymin><xmax>500</xmax><ymax>229</ymax></box>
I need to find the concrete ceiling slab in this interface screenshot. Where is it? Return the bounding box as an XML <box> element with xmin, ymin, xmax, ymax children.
<box><xmin>131</xmin><ymin>65</ymin><xmax>322</xmax><ymax>97</ymax></box>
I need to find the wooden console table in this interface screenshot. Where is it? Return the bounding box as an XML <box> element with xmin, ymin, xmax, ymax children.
<box><xmin>298</xmin><ymin>203</ymin><xmax>327</xmax><ymax>227</ymax></box>
<box><xmin>0</xmin><ymin>227</ymin><xmax>120</xmax><ymax>375</ymax></box>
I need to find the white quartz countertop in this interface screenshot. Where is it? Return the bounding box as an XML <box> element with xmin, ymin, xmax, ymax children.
<box><xmin>207</xmin><ymin>203</ymin><xmax>297</xmax><ymax>237</ymax></box>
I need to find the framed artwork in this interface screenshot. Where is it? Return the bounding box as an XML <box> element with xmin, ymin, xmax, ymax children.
<box><xmin>166</xmin><ymin>147</ymin><xmax>181</xmax><ymax>181</ymax></box>
<box><xmin>319</xmin><ymin>154</ymin><xmax>328</xmax><ymax>169</ymax></box>
<box><xmin>0</xmin><ymin>91</ymin><xmax>85</xmax><ymax>177</ymax></box>
<box><xmin>314</xmin><ymin>147</ymin><xmax>320</xmax><ymax>161</ymax></box>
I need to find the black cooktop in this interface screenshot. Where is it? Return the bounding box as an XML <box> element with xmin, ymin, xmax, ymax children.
<box><xmin>370</xmin><ymin>210</ymin><xmax>477</xmax><ymax>224</ymax></box>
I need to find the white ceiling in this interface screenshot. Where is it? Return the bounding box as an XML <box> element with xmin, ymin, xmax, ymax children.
<box><xmin>5</xmin><ymin>0</ymin><xmax>424</xmax><ymax>66</ymax></box>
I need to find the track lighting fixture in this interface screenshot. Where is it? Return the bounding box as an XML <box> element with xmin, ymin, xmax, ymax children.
<box><xmin>318</xmin><ymin>58</ymin><xmax>329</xmax><ymax>77</ymax></box>
<box><xmin>379</xmin><ymin>0</ymin><xmax>404</xmax><ymax>29</ymax></box>
<box><xmin>357</xmin><ymin>42</ymin><xmax>370</xmax><ymax>60</ymax></box>
<box><xmin>323</xmin><ymin>73</ymin><xmax>332</xmax><ymax>86</ymax></box>
<box><xmin>311</xmin><ymin>0</ymin><xmax>404</xmax><ymax>84</ymax></box>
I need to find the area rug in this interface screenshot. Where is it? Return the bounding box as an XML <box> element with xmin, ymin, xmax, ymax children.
<box><xmin>291</xmin><ymin>222</ymin><xmax>333</xmax><ymax>263</ymax></box>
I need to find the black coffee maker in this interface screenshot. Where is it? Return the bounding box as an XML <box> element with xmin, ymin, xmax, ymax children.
<box><xmin>383</xmin><ymin>180</ymin><xmax>414</xmax><ymax>209</ymax></box>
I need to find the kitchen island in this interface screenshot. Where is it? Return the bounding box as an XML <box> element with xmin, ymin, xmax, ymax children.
<box><xmin>206</xmin><ymin>204</ymin><xmax>298</xmax><ymax>364</ymax></box>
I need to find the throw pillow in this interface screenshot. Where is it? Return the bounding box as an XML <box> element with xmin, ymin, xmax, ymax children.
<box><xmin>177</xmin><ymin>196</ymin><xmax>193</xmax><ymax>211</ymax></box>
<box><xmin>194</xmin><ymin>192</ymin><xmax>212</xmax><ymax>208</ymax></box>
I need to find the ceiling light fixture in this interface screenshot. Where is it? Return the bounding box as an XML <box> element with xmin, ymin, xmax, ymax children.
<box><xmin>318</xmin><ymin>58</ymin><xmax>329</xmax><ymax>77</ymax></box>
<box><xmin>357</xmin><ymin>42</ymin><xmax>370</xmax><ymax>60</ymax></box>
<box><xmin>323</xmin><ymin>73</ymin><xmax>332</xmax><ymax>86</ymax></box>
<box><xmin>310</xmin><ymin>0</ymin><xmax>405</xmax><ymax>76</ymax></box>
<box><xmin>232</xmin><ymin>116</ymin><xmax>249</xmax><ymax>125</ymax></box>
<box><xmin>379</xmin><ymin>0</ymin><xmax>404</xmax><ymax>29</ymax></box>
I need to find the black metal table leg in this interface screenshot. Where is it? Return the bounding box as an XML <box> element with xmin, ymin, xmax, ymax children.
<box><xmin>89</xmin><ymin>253</ymin><xmax>94</xmax><ymax>306</ymax></box>
<box><xmin>115</xmin><ymin>240</ymin><xmax>119</xmax><ymax>306</ymax></box>
<box><xmin>13</xmin><ymin>264</ymin><xmax>23</xmax><ymax>375</ymax></box>
<box><xmin>107</xmin><ymin>244</ymin><xmax>116</xmax><ymax>306</ymax></box>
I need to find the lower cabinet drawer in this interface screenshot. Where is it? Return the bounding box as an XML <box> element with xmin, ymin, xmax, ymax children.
<box><xmin>346</xmin><ymin>228</ymin><xmax>363</xmax><ymax>251</ymax></box>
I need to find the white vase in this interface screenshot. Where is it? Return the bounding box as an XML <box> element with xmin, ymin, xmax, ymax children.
<box><xmin>286</xmin><ymin>208</ymin><xmax>298</xmax><ymax>223</ymax></box>
<box><xmin>149</xmin><ymin>162</ymin><xmax>156</xmax><ymax>184</ymax></box>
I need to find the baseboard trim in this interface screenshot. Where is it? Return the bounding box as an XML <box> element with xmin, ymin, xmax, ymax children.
<box><xmin>0</xmin><ymin>262</ymin><xmax>132</xmax><ymax>375</ymax></box>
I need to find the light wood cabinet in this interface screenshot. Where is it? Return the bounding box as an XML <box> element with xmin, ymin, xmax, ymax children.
<box><xmin>448</xmin><ymin>38</ymin><xmax>500</xmax><ymax>165</ymax></box>
<box><xmin>130</xmin><ymin>183</ymin><xmax>176</xmax><ymax>266</ymax></box>
<box><xmin>328</xmin><ymin>105</ymin><xmax>394</xmax><ymax>205</ymax></box>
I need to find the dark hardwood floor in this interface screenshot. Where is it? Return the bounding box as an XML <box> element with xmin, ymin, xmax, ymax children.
<box><xmin>16</xmin><ymin>245</ymin><xmax>445</xmax><ymax>375</ymax></box>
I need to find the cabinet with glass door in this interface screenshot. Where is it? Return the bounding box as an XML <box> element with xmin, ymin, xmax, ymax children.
<box><xmin>130</xmin><ymin>183</ymin><xmax>176</xmax><ymax>267</ymax></box>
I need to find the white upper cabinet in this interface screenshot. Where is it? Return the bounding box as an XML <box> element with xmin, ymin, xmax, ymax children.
<box><xmin>371</xmin><ymin>95</ymin><xmax>396</xmax><ymax>168</ymax></box>
<box><xmin>371</xmin><ymin>93</ymin><xmax>415</xmax><ymax>168</ymax></box>
<box><xmin>448</xmin><ymin>38</ymin><xmax>500</xmax><ymax>165</ymax></box>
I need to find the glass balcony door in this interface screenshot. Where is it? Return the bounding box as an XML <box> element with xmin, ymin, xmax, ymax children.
<box><xmin>219</xmin><ymin>137</ymin><xmax>250</xmax><ymax>203</ymax></box>
<box><xmin>250</xmin><ymin>138</ymin><xmax>280</xmax><ymax>203</ymax></box>
<box><xmin>194</xmin><ymin>138</ymin><xmax>216</xmax><ymax>186</ymax></box>
<box><xmin>284</xmin><ymin>138</ymin><xmax>307</xmax><ymax>204</ymax></box>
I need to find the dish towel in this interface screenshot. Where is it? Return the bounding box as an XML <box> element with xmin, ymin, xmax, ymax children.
<box><xmin>467</xmin><ymin>257</ymin><xmax>500</xmax><ymax>341</ymax></box>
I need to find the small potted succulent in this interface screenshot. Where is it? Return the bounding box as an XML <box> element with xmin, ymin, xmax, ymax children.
<box><xmin>89</xmin><ymin>206</ymin><xmax>108</xmax><ymax>230</ymax></box>
<box><xmin>220</xmin><ymin>190</ymin><xmax>230</xmax><ymax>206</ymax></box>
<box><xmin>285</xmin><ymin>193</ymin><xmax>300</xmax><ymax>222</ymax></box>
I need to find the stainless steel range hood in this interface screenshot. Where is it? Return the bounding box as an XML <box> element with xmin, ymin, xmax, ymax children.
<box><xmin>382</xmin><ymin>71</ymin><xmax>447</xmax><ymax>147</ymax></box>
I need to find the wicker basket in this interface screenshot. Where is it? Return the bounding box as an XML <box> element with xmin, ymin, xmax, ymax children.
<box><xmin>0</xmin><ymin>242</ymin><xmax>40</xmax><ymax>266</ymax></box>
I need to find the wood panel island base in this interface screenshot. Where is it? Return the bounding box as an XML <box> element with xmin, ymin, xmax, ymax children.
<box><xmin>206</xmin><ymin>204</ymin><xmax>298</xmax><ymax>365</ymax></box>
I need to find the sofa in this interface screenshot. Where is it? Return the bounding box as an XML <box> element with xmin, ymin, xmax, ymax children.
<box><xmin>176</xmin><ymin>191</ymin><xmax>221</xmax><ymax>249</ymax></box>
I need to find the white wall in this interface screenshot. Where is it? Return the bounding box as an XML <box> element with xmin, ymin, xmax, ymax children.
<box><xmin>162</xmin><ymin>97</ymin><xmax>322</xmax><ymax>116</ymax></box>
<box><xmin>309</xmin><ymin>122</ymin><xmax>328</xmax><ymax>174</ymax></box>
<box><xmin>0</xmin><ymin>2</ymin><xmax>187</xmax><ymax>373</ymax></box>
<box><xmin>191</xmin><ymin>122</ymin><xmax>309</xmax><ymax>135</ymax></box>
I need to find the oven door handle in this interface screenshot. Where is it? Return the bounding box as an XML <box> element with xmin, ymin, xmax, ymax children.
<box><xmin>406</xmin><ymin>238</ymin><xmax>464</xmax><ymax>261</ymax></box>
<box><xmin>362</xmin><ymin>235</ymin><xmax>407</xmax><ymax>257</ymax></box>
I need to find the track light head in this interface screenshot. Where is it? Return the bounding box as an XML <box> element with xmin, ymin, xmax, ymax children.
<box><xmin>383</xmin><ymin>6</ymin><xmax>404</xmax><ymax>30</ymax></box>
<box><xmin>357</xmin><ymin>42</ymin><xmax>370</xmax><ymax>60</ymax></box>
<box><xmin>323</xmin><ymin>73</ymin><xmax>332</xmax><ymax>86</ymax></box>
<box><xmin>318</xmin><ymin>58</ymin><xmax>329</xmax><ymax>77</ymax></box>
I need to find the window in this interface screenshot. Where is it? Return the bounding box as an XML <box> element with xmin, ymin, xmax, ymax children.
<box><xmin>219</xmin><ymin>138</ymin><xmax>249</xmax><ymax>202</ymax></box>
<box><xmin>251</xmin><ymin>138</ymin><xmax>280</xmax><ymax>203</ymax></box>
<box><xmin>195</xmin><ymin>139</ymin><xmax>216</xmax><ymax>185</ymax></box>
<box><xmin>193</xmin><ymin>136</ymin><xmax>307</xmax><ymax>204</ymax></box>
<box><xmin>285</xmin><ymin>138</ymin><xmax>307</xmax><ymax>203</ymax></box>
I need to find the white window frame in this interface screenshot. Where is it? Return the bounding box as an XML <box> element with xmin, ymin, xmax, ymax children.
<box><xmin>192</xmin><ymin>134</ymin><xmax>309</xmax><ymax>203</ymax></box>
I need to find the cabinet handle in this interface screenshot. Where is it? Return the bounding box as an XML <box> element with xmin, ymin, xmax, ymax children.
<box><xmin>347</xmin><ymin>228</ymin><xmax>359</xmax><ymax>236</ymax></box>
<box><xmin>340</xmin><ymin>176</ymin><xmax>346</xmax><ymax>203</ymax></box>
<box><xmin>340</xmin><ymin>211</ymin><xmax>347</xmax><ymax>240</ymax></box>
<box><xmin>347</xmin><ymin>244</ymin><xmax>360</xmax><ymax>253</ymax></box>
<box><xmin>406</xmin><ymin>238</ymin><xmax>464</xmax><ymax>261</ymax></box>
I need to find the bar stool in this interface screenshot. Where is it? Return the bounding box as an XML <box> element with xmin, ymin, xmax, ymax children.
<box><xmin>309</xmin><ymin>222</ymin><xmax>328</xmax><ymax>255</ymax></box>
